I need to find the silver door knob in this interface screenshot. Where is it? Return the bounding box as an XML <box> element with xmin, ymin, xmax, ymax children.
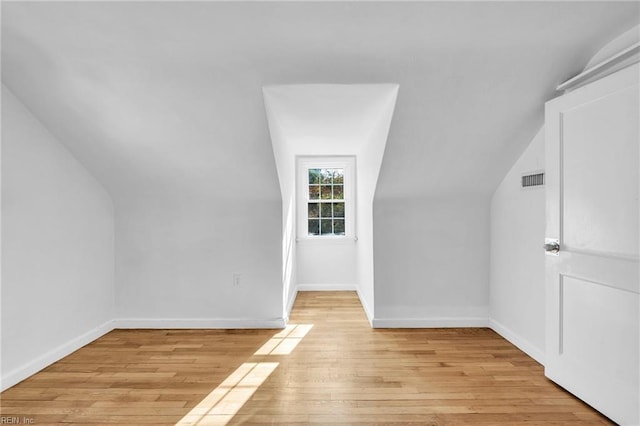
<box><xmin>543</xmin><ymin>240</ymin><xmax>560</xmax><ymax>254</ymax></box>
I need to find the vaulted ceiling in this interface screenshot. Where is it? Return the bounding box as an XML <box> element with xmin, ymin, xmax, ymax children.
<box><xmin>2</xmin><ymin>2</ymin><xmax>638</xmax><ymax>204</ymax></box>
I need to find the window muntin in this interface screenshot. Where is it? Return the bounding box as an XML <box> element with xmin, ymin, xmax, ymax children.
<box><xmin>307</xmin><ymin>168</ymin><xmax>345</xmax><ymax>236</ymax></box>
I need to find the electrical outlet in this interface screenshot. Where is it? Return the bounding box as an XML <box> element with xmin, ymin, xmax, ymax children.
<box><xmin>233</xmin><ymin>273</ymin><xmax>242</xmax><ymax>287</ymax></box>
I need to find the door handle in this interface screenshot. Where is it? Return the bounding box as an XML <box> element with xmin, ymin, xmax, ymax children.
<box><xmin>544</xmin><ymin>239</ymin><xmax>560</xmax><ymax>255</ymax></box>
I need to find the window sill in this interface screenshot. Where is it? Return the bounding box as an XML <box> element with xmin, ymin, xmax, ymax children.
<box><xmin>296</xmin><ymin>236</ymin><xmax>358</xmax><ymax>245</ymax></box>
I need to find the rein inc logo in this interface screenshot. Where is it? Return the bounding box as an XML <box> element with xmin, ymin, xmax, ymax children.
<box><xmin>0</xmin><ymin>417</ymin><xmax>34</xmax><ymax>424</ymax></box>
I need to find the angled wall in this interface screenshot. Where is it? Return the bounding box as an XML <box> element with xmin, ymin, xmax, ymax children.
<box><xmin>1</xmin><ymin>86</ymin><xmax>114</xmax><ymax>390</ymax></box>
<box><xmin>490</xmin><ymin>128</ymin><xmax>545</xmax><ymax>363</ymax></box>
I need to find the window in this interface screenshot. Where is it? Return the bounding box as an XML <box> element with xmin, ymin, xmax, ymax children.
<box><xmin>297</xmin><ymin>157</ymin><xmax>355</xmax><ymax>240</ymax></box>
<box><xmin>307</xmin><ymin>168</ymin><xmax>345</xmax><ymax>236</ymax></box>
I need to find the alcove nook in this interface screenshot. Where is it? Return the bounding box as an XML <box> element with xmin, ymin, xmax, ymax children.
<box><xmin>263</xmin><ymin>84</ymin><xmax>399</xmax><ymax>322</ymax></box>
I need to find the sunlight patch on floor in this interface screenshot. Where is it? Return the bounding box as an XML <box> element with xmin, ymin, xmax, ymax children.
<box><xmin>254</xmin><ymin>324</ymin><xmax>313</xmax><ymax>356</ymax></box>
<box><xmin>175</xmin><ymin>362</ymin><xmax>278</xmax><ymax>426</ymax></box>
<box><xmin>176</xmin><ymin>324</ymin><xmax>313</xmax><ymax>425</ymax></box>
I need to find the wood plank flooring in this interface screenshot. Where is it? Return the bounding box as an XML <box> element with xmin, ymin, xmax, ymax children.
<box><xmin>1</xmin><ymin>291</ymin><xmax>613</xmax><ymax>425</ymax></box>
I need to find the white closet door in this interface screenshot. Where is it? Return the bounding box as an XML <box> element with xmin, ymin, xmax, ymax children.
<box><xmin>545</xmin><ymin>63</ymin><xmax>639</xmax><ymax>425</ymax></box>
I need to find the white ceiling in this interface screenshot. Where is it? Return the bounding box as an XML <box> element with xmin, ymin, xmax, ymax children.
<box><xmin>263</xmin><ymin>84</ymin><xmax>398</xmax><ymax>154</ymax></box>
<box><xmin>2</xmin><ymin>2</ymin><xmax>639</xmax><ymax>203</ymax></box>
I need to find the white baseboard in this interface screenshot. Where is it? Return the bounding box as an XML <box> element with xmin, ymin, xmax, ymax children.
<box><xmin>1</xmin><ymin>320</ymin><xmax>114</xmax><ymax>392</ymax></box>
<box><xmin>372</xmin><ymin>317</ymin><xmax>490</xmax><ymax>328</ymax></box>
<box><xmin>296</xmin><ymin>283</ymin><xmax>357</xmax><ymax>291</ymax></box>
<box><xmin>355</xmin><ymin>288</ymin><xmax>374</xmax><ymax>326</ymax></box>
<box><xmin>113</xmin><ymin>318</ymin><xmax>286</xmax><ymax>329</ymax></box>
<box><xmin>489</xmin><ymin>318</ymin><xmax>545</xmax><ymax>364</ymax></box>
<box><xmin>286</xmin><ymin>288</ymin><xmax>299</xmax><ymax>319</ymax></box>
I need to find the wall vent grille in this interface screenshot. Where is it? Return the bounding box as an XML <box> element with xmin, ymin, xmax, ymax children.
<box><xmin>522</xmin><ymin>172</ymin><xmax>544</xmax><ymax>188</ymax></box>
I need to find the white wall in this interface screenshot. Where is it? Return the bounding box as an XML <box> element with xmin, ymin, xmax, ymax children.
<box><xmin>115</xmin><ymin>195</ymin><xmax>283</xmax><ymax>327</ymax></box>
<box><xmin>487</xmin><ymin>25</ymin><xmax>640</xmax><ymax>365</ymax></box>
<box><xmin>373</xmin><ymin>196</ymin><xmax>490</xmax><ymax>326</ymax></box>
<box><xmin>489</xmin><ymin>128</ymin><xmax>545</xmax><ymax>362</ymax></box>
<box><xmin>296</xmin><ymin>242</ymin><xmax>357</xmax><ymax>289</ymax></box>
<box><xmin>1</xmin><ymin>85</ymin><xmax>115</xmax><ymax>390</ymax></box>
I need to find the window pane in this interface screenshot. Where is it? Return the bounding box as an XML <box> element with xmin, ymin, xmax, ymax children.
<box><xmin>309</xmin><ymin>185</ymin><xmax>320</xmax><ymax>200</ymax></box>
<box><xmin>308</xmin><ymin>203</ymin><xmax>319</xmax><ymax>218</ymax></box>
<box><xmin>333</xmin><ymin>203</ymin><xmax>344</xmax><ymax>218</ymax></box>
<box><xmin>320</xmin><ymin>203</ymin><xmax>332</xmax><ymax>218</ymax></box>
<box><xmin>308</xmin><ymin>220</ymin><xmax>320</xmax><ymax>235</ymax></box>
<box><xmin>321</xmin><ymin>219</ymin><xmax>333</xmax><ymax>235</ymax></box>
<box><xmin>309</xmin><ymin>169</ymin><xmax>321</xmax><ymax>184</ymax></box>
<box><xmin>321</xmin><ymin>185</ymin><xmax>332</xmax><ymax>199</ymax></box>
<box><xmin>333</xmin><ymin>169</ymin><xmax>344</xmax><ymax>184</ymax></box>
<box><xmin>334</xmin><ymin>219</ymin><xmax>345</xmax><ymax>235</ymax></box>
<box><xmin>321</xmin><ymin>169</ymin><xmax>333</xmax><ymax>184</ymax></box>
<box><xmin>333</xmin><ymin>185</ymin><xmax>343</xmax><ymax>200</ymax></box>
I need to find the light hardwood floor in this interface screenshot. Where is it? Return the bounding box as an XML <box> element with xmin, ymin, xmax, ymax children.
<box><xmin>1</xmin><ymin>291</ymin><xmax>612</xmax><ymax>425</ymax></box>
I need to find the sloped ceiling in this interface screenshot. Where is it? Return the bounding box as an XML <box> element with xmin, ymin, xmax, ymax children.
<box><xmin>2</xmin><ymin>2</ymin><xmax>639</xmax><ymax>204</ymax></box>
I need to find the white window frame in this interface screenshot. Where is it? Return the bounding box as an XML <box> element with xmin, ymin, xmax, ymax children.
<box><xmin>296</xmin><ymin>156</ymin><xmax>356</xmax><ymax>242</ymax></box>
